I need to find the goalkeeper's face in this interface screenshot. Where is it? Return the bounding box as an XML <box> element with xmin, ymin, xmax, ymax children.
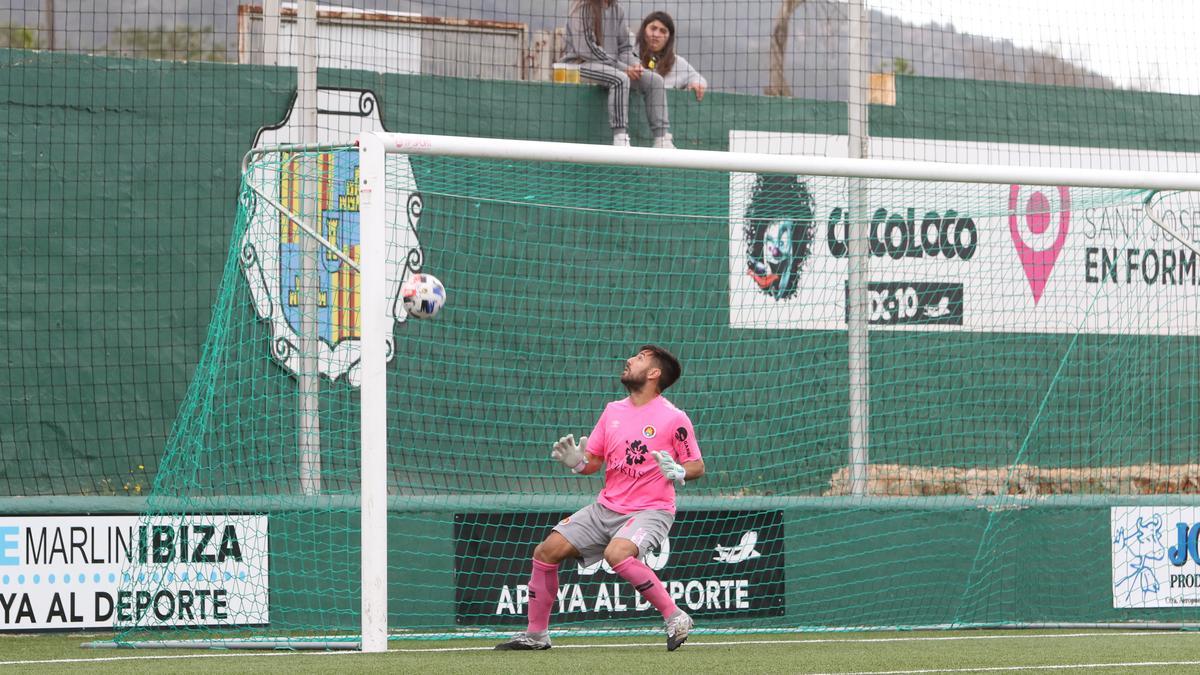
<box><xmin>620</xmin><ymin>349</ymin><xmax>657</xmax><ymax>392</ymax></box>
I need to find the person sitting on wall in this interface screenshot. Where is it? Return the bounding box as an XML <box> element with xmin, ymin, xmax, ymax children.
<box><xmin>636</xmin><ymin>11</ymin><xmax>707</xmax><ymax>103</ymax></box>
<box><xmin>565</xmin><ymin>0</ymin><xmax>675</xmax><ymax>148</ymax></box>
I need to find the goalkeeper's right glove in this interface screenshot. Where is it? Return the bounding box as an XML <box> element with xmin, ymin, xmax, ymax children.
<box><xmin>551</xmin><ymin>434</ymin><xmax>589</xmax><ymax>473</ymax></box>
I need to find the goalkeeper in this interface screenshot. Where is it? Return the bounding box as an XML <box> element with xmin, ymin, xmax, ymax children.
<box><xmin>495</xmin><ymin>344</ymin><xmax>705</xmax><ymax>652</ymax></box>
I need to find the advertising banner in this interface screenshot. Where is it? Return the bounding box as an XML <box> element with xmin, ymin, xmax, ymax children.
<box><xmin>1112</xmin><ymin>506</ymin><xmax>1200</xmax><ymax>608</ymax></box>
<box><xmin>0</xmin><ymin>515</ymin><xmax>268</xmax><ymax>629</ymax></box>
<box><xmin>730</xmin><ymin>131</ymin><xmax>1200</xmax><ymax>334</ymax></box>
<box><xmin>454</xmin><ymin>510</ymin><xmax>784</xmax><ymax>625</ymax></box>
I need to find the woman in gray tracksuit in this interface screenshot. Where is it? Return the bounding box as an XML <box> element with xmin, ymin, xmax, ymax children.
<box><xmin>636</xmin><ymin>11</ymin><xmax>708</xmax><ymax>102</ymax></box>
<box><xmin>565</xmin><ymin>0</ymin><xmax>674</xmax><ymax>148</ymax></box>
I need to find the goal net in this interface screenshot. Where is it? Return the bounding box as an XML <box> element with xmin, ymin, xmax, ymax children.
<box><xmin>112</xmin><ymin>134</ymin><xmax>1200</xmax><ymax>649</ymax></box>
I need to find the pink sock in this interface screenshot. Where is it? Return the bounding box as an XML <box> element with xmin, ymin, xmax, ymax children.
<box><xmin>612</xmin><ymin>556</ymin><xmax>679</xmax><ymax>620</ymax></box>
<box><xmin>526</xmin><ymin>558</ymin><xmax>559</xmax><ymax>634</ymax></box>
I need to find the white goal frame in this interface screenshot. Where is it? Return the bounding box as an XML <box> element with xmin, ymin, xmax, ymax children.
<box><xmin>351</xmin><ymin>132</ymin><xmax>1200</xmax><ymax>652</ymax></box>
<box><xmin>86</xmin><ymin>133</ymin><xmax>1200</xmax><ymax>653</ymax></box>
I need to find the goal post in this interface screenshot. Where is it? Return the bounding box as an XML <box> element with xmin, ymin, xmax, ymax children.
<box><xmin>109</xmin><ymin>132</ymin><xmax>1200</xmax><ymax>650</ymax></box>
<box><xmin>357</xmin><ymin>133</ymin><xmax>389</xmax><ymax>653</ymax></box>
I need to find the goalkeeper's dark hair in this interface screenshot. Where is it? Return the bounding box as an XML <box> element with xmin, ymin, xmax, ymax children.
<box><xmin>640</xmin><ymin>344</ymin><xmax>682</xmax><ymax>391</ymax></box>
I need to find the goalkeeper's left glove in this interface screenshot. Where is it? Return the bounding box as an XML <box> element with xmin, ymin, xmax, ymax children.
<box><xmin>651</xmin><ymin>451</ymin><xmax>686</xmax><ymax>486</ymax></box>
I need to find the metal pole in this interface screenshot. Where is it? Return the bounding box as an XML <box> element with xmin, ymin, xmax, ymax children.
<box><xmin>297</xmin><ymin>0</ymin><xmax>321</xmax><ymax>496</ymax></box>
<box><xmin>42</xmin><ymin>0</ymin><xmax>55</xmax><ymax>51</ymax></box>
<box><xmin>846</xmin><ymin>0</ymin><xmax>870</xmax><ymax>496</ymax></box>
<box><xmin>263</xmin><ymin>0</ymin><xmax>281</xmax><ymax>66</ymax></box>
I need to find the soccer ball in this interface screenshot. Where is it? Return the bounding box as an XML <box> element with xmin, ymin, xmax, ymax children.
<box><xmin>400</xmin><ymin>273</ymin><xmax>447</xmax><ymax>319</ymax></box>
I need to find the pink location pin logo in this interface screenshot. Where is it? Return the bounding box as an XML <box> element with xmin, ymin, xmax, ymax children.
<box><xmin>1009</xmin><ymin>185</ymin><xmax>1070</xmax><ymax>305</ymax></box>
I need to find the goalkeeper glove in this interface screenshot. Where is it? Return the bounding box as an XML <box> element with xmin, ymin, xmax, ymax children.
<box><xmin>551</xmin><ymin>434</ymin><xmax>589</xmax><ymax>473</ymax></box>
<box><xmin>651</xmin><ymin>451</ymin><xmax>686</xmax><ymax>486</ymax></box>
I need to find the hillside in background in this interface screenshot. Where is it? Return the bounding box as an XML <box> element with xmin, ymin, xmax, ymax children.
<box><xmin>3</xmin><ymin>0</ymin><xmax>1115</xmax><ymax>97</ymax></box>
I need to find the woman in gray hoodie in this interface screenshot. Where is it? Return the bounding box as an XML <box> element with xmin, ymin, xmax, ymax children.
<box><xmin>636</xmin><ymin>11</ymin><xmax>707</xmax><ymax>103</ymax></box>
<box><xmin>565</xmin><ymin>0</ymin><xmax>674</xmax><ymax>148</ymax></box>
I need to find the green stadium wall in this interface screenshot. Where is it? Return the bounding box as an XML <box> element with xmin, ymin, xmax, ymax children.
<box><xmin>4</xmin><ymin>51</ymin><xmax>1199</xmax><ymax>497</ymax></box>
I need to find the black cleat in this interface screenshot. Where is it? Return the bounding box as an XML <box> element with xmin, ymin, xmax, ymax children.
<box><xmin>494</xmin><ymin>632</ymin><xmax>552</xmax><ymax>650</ymax></box>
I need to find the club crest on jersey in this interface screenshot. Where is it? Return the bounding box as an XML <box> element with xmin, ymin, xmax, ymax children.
<box><xmin>642</xmin><ymin>425</ymin><xmax>656</xmax><ymax>439</ymax></box>
<box><xmin>239</xmin><ymin>88</ymin><xmax>426</xmax><ymax>386</ymax></box>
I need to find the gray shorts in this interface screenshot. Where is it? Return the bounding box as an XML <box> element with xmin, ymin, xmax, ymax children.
<box><xmin>552</xmin><ymin>502</ymin><xmax>674</xmax><ymax>567</ymax></box>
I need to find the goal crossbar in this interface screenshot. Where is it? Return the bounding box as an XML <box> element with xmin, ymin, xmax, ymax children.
<box><xmin>365</xmin><ymin>132</ymin><xmax>1200</xmax><ymax>192</ymax></box>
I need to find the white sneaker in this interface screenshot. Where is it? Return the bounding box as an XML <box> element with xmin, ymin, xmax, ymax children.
<box><xmin>665</xmin><ymin>609</ymin><xmax>693</xmax><ymax>651</ymax></box>
<box><xmin>653</xmin><ymin>133</ymin><xmax>675</xmax><ymax>149</ymax></box>
<box><xmin>494</xmin><ymin>631</ymin><xmax>551</xmax><ymax>650</ymax></box>
<box><xmin>613</xmin><ymin>132</ymin><xmax>631</xmax><ymax>147</ymax></box>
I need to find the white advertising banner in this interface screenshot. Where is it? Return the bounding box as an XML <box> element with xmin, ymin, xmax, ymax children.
<box><xmin>1112</xmin><ymin>506</ymin><xmax>1200</xmax><ymax>608</ymax></box>
<box><xmin>729</xmin><ymin>131</ymin><xmax>1200</xmax><ymax>334</ymax></box>
<box><xmin>0</xmin><ymin>515</ymin><xmax>268</xmax><ymax>630</ymax></box>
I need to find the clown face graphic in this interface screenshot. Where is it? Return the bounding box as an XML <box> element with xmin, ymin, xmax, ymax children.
<box><xmin>744</xmin><ymin>175</ymin><xmax>815</xmax><ymax>300</ymax></box>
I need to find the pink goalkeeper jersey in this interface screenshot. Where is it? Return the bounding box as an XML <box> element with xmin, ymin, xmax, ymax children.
<box><xmin>586</xmin><ymin>395</ymin><xmax>701</xmax><ymax>514</ymax></box>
